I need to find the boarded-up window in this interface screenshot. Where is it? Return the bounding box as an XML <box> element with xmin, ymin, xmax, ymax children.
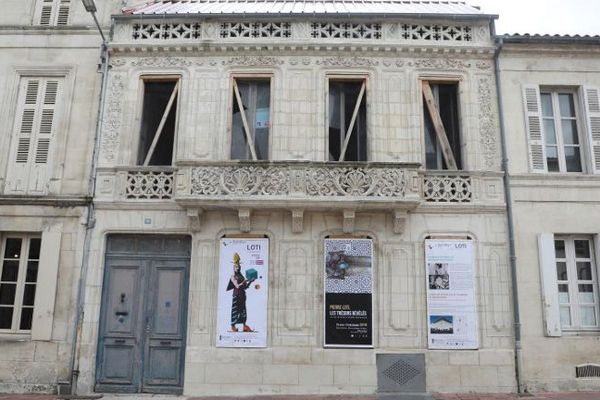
<box><xmin>423</xmin><ymin>82</ymin><xmax>461</xmax><ymax>170</ymax></box>
<box><xmin>230</xmin><ymin>79</ymin><xmax>270</xmax><ymax>160</ymax></box>
<box><xmin>5</xmin><ymin>77</ymin><xmax>63</xmax><ymax>195</ymax></box>
<box><xmin>137</xmin><ymin>79</ymin><xmax>179</xmax><ymax>166</ymax></box>
<box><xmin>36</xmin><ymin>0</ymin><xmax>70</xmax><ymax>26</ymax></box>
<box><xmin>328</xmin><ymin>80</ymin><xmax>367</xmax><ymax>162</ymax></box>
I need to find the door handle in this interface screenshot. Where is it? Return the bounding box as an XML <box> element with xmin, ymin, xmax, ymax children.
<box><xmin>115</xmin><ymin>311</ymin><xmax>129</xmax><ymax>316</ymax></box>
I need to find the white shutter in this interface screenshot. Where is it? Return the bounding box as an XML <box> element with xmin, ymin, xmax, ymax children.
<box><xmin>5</xmin><ymin>78</ymin><xmax>62</xmax><ymax>195</ymax></box>
<box><xmin>583</xmin><ymin>87</ymin><xmax>600</xmax><ymax>174</ymax></box>
<box><xmin>522</xmin><ymin>85</ymin><xmax>547</xmax><ymax>172</ymax></box>
<box><xmin>37</xmin><ymin>0</ymin><xmax>55</xmax><ymax>26</ymax></box>
<box><xmin>31</xmin><ymin>225</ymin><xmax>62</xmax><ymax>341</ymax></box>
<box><xmin>56</xmin><ymin>0</ymin><xmax>70</xmax><ymax>26</ymax></box>
<box><xmin>35</xmin><ymin>0</ymin><xmax>69</xmax><ymax>26</ymax></box>
<box><xmin>538</xmin><ymin>233</ymin><xmax>561</xmax><ymax>337</ymax></box>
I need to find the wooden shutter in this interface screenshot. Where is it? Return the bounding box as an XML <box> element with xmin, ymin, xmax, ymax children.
<box><xmin>36</xmin><ymin>0</ymin><xmax>69</xmax><ymax>26</ymax></box>
<box><xmin>538</xmin><ymin>233</ymin><xmax>562</xmax><ymax>337</ymax></box>
<box><xmin>5</xmin><ymin>78</ymin><xmax>62</xmax><ymax>195</ymax></box>
<box><xmin>583</xmin><ymin>87</ymin><xmax>600</xmax><ymax>174</ymax></box>
<box><xmin>522</xmin><ymin>85</ymin><xmax>547</xmax><ymax>172</ymax></box>
<box><xmin>31</xmin><ymin>225</ymin><xmax>62</xmax><ymax>341</ymax></box>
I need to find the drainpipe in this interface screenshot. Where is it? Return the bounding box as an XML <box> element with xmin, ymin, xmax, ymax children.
<box><xmin>68</xmin><ymin>7</ymin><xmax>111</xmax><ymax>395</ymax></box>
<box><xmin>493</xmin><ymin>29</ymin><xmax>524</xmax><ymax>393</ymax></box>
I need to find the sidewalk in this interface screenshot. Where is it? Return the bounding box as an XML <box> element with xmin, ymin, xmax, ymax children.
<box><xmin>1</xmin><ymin>394</ymin><xmax>600</xmax><ymax>400</ymax></box>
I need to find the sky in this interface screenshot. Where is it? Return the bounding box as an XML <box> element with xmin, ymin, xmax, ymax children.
<box><xmin>469</xmin><ymin>0</ymin><xmax>600</xmax><ymax>36</ymax></box>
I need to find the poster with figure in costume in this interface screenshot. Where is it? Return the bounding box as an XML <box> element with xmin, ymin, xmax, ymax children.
<box><xmin>425</xmin><ymin>239</ymin><xmax>478</xmax><ymax>350</ymax></box>
<box><xmin>324</xmin><ymin>238</ymin><xmax>373</xmax><ymax>348</ymax></box>
<box><xmin>217</xmin><ymin>238</ymin><xmax>269</xmax><ymax>348</ymax></box>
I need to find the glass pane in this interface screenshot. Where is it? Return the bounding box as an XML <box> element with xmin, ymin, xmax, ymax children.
<box><xmin>579</xmin><ymin>291</ymin><xmax>595</xmax><ymax>304</ymax></box>
<box><xmin>541</xmin><ymin>93</ymin><xmax>553</xmax><ymax>117</ymax></box>
<box><xmin>0</xmin><ymin>307</ymin><xmax>13</xmax><ymax>329</ymax></box>
<box><xmin>254</xmin><ymin>81</ymin><xmax>270</xmax><ymax>160</ymax></box>
<box><xmin>546</xmin><ymin>146</ymin><xmax>559</xmax><ymax>172</ymax></box>
<box><xmin>554</xmin><ymin>240</ymin><xmax>566</xmax><ymax>259</ymax></box>
<box><xmin>565</xmin><ymin>147</ymin><xmax>582</xmax><ymax>172</ymax></box>
<box><xmin>561</xmin><ymin>120</ymin><xmax>579</xmax><ymax>145</ymax></box>
<box><xmin>580</xmin><ymin>306</ymin><xmax>597</xmax><ymax>326</ymax></box>
<box><xmin>22</xmin><ymin>284</ymin><xmax>36</xmax><ymax>307</ymax></box>
<box><xmin>574</xmin><ymin>240</ymin><xmax>591</xmax><ymax>259</ymax></box>
<box><xmin>543</xmin><ymin>119</ymin><xmax>557</xmax><ymax>144</ymax></box>
<box><xmin>577</xmin><ymin>262</ymin><xmax>592</xmax><ymax>281</ymax></box>
<box><xmin>4</xmin><ymin>238</ymin><xmax>22</xmax><ymax>259</ymax></box>
<box><xmin>28</xmin><ymin>238</ymin><xmax>41</xmax><ymax>260</ymax></box>
<box><xmin>26</xmin><ymin>261</ymin><xmax>38</xmax><ymax>283</ymax></box>
<box><xmin>1</xmin><ymin>260</ymin><xmax>19</xmax><ymax>282</ymax></box>
<box><xmin>560</xmin><ymin>306</ymin><xmax>571</xmax><ymax>326</ymax></box>
<box><xmin>19</xmin><ymin>307</ymin><xmax>33</xmax><ymax>330</ymax></box>
<box><xmin>556</xmin><ymin>262</ymin><xmax>568</xmax><ymax>280</ymax></box>
<box><xmin>559</xmin><ymin>93</ymin><xmax>576</xmax><ymax>117</ymax></box>
<box><xmin>579</xmin><ymin>284</ymin><xmax>594</xmax><ymax>293</ymax></box>
<box><xmin>0</xmin><ymin>284</ymin><xmax>16</xmax><ymax>305</ymax></box>
<box><xmin>558</xmin><ymin>290</ymin><xmax>570</xmax><ymax>304</ymax></box>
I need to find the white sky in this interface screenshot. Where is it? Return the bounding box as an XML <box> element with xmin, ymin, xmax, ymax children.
<box><xmin>470</xmin><ymin>0</ymin><xmax>600</xmax><ymax>36</ymax></box>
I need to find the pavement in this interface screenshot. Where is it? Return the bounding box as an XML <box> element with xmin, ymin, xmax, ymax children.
<box><xmin>1</xmin><ymin>394</ymin><xmax>600</xmax><ymax>400</ymax></box>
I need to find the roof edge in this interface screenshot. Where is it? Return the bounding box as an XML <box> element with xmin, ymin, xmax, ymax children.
<box><xmin>499</xmin><ymin>33</ymin><xmax>600</xmax><ymax>45</ymax></box>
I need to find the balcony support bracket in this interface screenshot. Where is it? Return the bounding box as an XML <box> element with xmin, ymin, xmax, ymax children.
<box><xmin>187</xmin><ymin>208</ymin><xmax>203</xmax><ymax>232</ymax></box>
<box><xmin>238</xmin><ymin>208</ymin><xmax>252</xmax><ymax>233</ymax></box>
<box><xmin>393</xmin><ymin>209</ymin><xmax>408</xmax><ymax>235</ymax></box>
<box><xmin>291</xmin><ymin>209</ymin><xmax>304</xmax><ymax>234</ymax></box>
<box><xmin>343</xmin><ymin>210</ymin><xmax>356</xmax><ymax>234</ymax></box>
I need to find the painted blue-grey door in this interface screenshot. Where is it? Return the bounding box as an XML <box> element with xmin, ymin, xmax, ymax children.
<box><xmin>95</xmin><ymin>235</ymin><xmax>190</xmax><ymax>394</ymax></box>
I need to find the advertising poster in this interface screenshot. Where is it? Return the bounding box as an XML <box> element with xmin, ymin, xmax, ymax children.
<box><xmin>324</xmin><ymin>238</ymin><xmax>373</xmax><ymax>348</ymax></box>
<box><xmin>217</xmin><ymin>238</ymin><xmax>269</xmax><ymax>348</ymax></box>
<box><xmin>425</xmin><ymin>239</ymin><xmax>478</xmax><ymax>350</ymax></box>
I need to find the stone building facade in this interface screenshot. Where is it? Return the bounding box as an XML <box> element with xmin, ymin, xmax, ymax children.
<box><xmin>0</xmin><ymin>0</ymin><xmax>597</xmax><ymax>397</ymax></box>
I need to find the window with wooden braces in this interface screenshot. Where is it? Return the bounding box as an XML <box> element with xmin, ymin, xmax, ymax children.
<box><xmin>423</xmin><ymin>81</ymin><xmax>462</xmax><ymax>170</ymax></box>
<box><xmin>230</xmin><ymin>78</ymin><xmax>271</xmax><ymax>160</ymax></box>
<box><xmin>137</xmin><ymin>78</ymin><xmax>180</xmax><ymax>166</ymax></box>
<box><xmin>328</xmin><ymin>79</ymin><xmax>367</xmax><ymax>162</ymax></box>
<box><xmin>35</xmin><ymin>0</ymin><xmax>70</xmax><ymax>26</ymax></box>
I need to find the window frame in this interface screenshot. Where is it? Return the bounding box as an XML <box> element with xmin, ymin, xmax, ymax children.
<box><xmin>420</xmin><ymin>77</ymin><xmax>464</xmax><ymax>171</ymax></box>
<box><xmin>325</xmin><ymin>74</ymin><xmax>369</xmax><ymax>162</ymax></box>
<box><xmin>554</xmin><ymin>235</ymin><xmax>600</xmax><ymax>332</ymax></box>
<box><xmin>134</xmin><ymin>74</ymin><xmax>182</xmax><ymax>167</ymax></box>
<box><xmin>0</xmin><ymin>234</ymin><xmax>41</xmax><ymax>334</ymax></box>
<box><xmin>227</xmin><ymin>73</ymin><xmax>273</xmax><ymax>161</ymax></box>
<box><xmin>540</xmin><ymin>88</ymin><xmax>586</xmax><ymax>173</ymax></box>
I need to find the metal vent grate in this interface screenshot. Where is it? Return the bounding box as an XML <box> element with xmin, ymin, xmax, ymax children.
<box><xmin>377</xmin><ymin>354</ymin><xmax>426</xmax><ymax>393</ymax></box>
<box><xmin>576</xmin><ymin>364</ymin><xmax>600</xmax><ymax>378</ymax></box>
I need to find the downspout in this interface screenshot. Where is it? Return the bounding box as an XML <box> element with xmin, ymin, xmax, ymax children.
<box><xmin>68</xmin><ymin>14</ymin><xmax>111</xmax><ymax>395</ymax></box>
<box><xmin>493</xmin><ymin>31</ymin><xmax>524</xmax><ymax>393</ymax></box>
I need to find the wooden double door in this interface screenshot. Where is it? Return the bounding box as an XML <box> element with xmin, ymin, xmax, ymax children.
<box><xmin>95</xmin><ymin>235</ymin><xmax>190</xmax><ymax>394</ymax></box>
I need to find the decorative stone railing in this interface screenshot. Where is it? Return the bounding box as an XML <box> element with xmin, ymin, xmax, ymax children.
<box><xmin>420</xmin><ymin>171</ymin><xmax>504</xmax><ymax>206</ymax></box>
<box><xmin>175</xmin><ymin>161</ymin><xmax>421</xmax><ymax>209</ymax></box>
<box><xmin>95</xmin><ymin>167</ymin><xmax>176</xmax><ymax>202</ymax></box>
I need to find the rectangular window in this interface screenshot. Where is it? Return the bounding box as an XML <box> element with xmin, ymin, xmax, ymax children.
<box><xmin>137</xmin><ymin>78</ymin><xmax>180</xmax><ymax>166</ymax></box>
<box><xmin>0</xmin><ymin>235</ymin><xmax>41</xmax><ymax>332</ymax></box>
<box><xmin>230</xmin><ymin>78</ymin><xmax>271</xmax><ymax>160</ymax></box>
<box><xmin>541</xmin><ymin>91</ymin><xmax>583</xmax><ymax>172</ymax></box>
<box><xmin>328</xmin><ymin>79</ymin><xmax>367</xmax><ymax>162</ymax></box>
<box><xmin>423</xmin><ymin>81</ymin><xmax>461</xmax><ymax>170</ymax></box>
<box><xmin>554</xmin><ymin>237</ymin><xmax>599</xmax><ymax>330</ymax></box>
<box><xmin>35</xmin><ymin>0</ymin><xmax>70</xmax><ymax>26</ymax></box>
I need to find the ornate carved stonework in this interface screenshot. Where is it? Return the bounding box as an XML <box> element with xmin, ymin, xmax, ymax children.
<box><xmin>100</xmin><ymin>74</ymin><xmax>125</xmax><ymax>163</ymax></box>
<box><xmin>423</xmin><ymin>174</ymin><xmax>473</xmax><ymax>203</ymax></box>
<box><xmin>131</xmin><ymin>57</ymin><xmax>193</xmax><ymax>67</ymax></box>
<box><xmin>316</xmin><ymin>56</ymin><xmax>379</xmax><ymax>67</ymax></box>
<box><xmin>289</xmin><ymin>58</ymin><xmax>312</xmax><ymax>66</ymax></box>
<box><xmin>412</xmin><ymin>58</ymin><xmax>471</xmax><ymax>70</ymax></box>
<box><xmin>110</xmin><ymin>58</ymin><xmax>127</xmax><ymax>68</ymax></box>
<box><xmin>190</xmin><ymin>164</ymin><xmax>407</xmax><ymax>199</ymax></box>
<box><xmin>222</xmin><ymin>56</ymin><xmax>284</xmax><ymax>66</ymax></box>
<box><xmin>476</xmin><ymin>60</ymin><xmax>493</xmax><ymax>70</ymax></box>
<box><xmin>478</xmin><ymin>76</ymin><xmax>499</xmax><ymax>168</ymax></box>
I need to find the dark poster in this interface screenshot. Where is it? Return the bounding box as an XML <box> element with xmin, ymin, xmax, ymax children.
<box><xmin>324</xmin><ymin>239</ymin><xmax>373</xmax><ymax>348</ymax></box>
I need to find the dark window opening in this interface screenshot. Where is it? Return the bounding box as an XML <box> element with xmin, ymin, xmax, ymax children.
<box><xmin>231</xmin><ymin>79</ymin><xmax>270</xmax><ymax>160</ymax></box>
<box><xmin>424</xmin><ymin>82</ymin><xmax>461</xmax><ymax>170</ymax></box>
<box><xmin>328</xmin><ymin>80</ymin><xmax>367</xmax><ymax>162</ymax></box>
<box><xmin>137</xmin><ymin>80</ymin><xmax>178</xmax><ymax>166</ymax></box>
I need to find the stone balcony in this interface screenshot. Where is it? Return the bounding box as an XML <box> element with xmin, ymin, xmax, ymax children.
<box><xmin>95</xmin><ymin>162</ymin><xmax>504</xmax><ymax>232</ymax></box>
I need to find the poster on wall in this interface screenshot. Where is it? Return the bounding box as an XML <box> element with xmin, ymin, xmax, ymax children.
<box><xmin>217</xmin><ymin>238</ymin><xmax>269</xmax><ymax>348</ymax></box>
<box><xmin>425</xmin><ymin>239</ymin><xmax>478</xmax><ymax>350</ymax></box>
<box><xmin>324</xmin><ymin>238</ymin><xmax>373</xmax><ymax>348</ymax></box>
